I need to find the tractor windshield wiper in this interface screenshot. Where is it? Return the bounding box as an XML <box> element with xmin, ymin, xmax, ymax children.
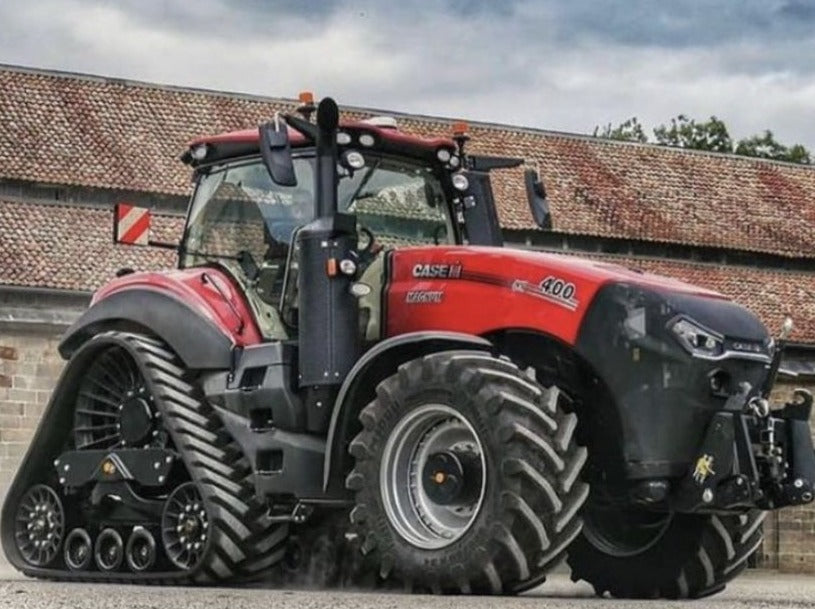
<box><xmin>343</xmin><ymin>159</ymin><xmax>381</xmax><ymax>209</ymax></box>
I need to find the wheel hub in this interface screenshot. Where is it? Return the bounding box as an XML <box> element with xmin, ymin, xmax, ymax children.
<box><xmin>119</xmin><ymin>391</ymin><xmax>153</xmax><ymax>446</ymax></box>
<box><xmin>422</xmin><ymin>450</ymin><xmax>481</xmax><ymax>505</ymax></box>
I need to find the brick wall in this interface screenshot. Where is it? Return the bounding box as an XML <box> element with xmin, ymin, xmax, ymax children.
<box><xmin>0</xmin><ymin>329</ymin><xmax>64</xmax><ymax>484</ymax></box>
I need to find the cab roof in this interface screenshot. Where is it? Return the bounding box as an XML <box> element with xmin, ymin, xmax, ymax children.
<box><xmin>182</xmin><ymin>120</ymin><xmax>458</xmax><ymax>168</ymax></box>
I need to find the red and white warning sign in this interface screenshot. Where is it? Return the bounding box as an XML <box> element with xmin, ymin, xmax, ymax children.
<box><xmin>113</xmin><ymin>203</ymin><xmax>151</xmax><ymax>245</ymax></box>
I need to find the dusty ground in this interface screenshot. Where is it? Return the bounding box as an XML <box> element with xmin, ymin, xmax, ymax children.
<box><xmin>0</xmin><ymin>570</ymin><xmax>811</xmax><ymax>609</ymax></box>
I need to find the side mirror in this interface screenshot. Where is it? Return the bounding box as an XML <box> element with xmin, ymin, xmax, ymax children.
<box><xmin>113</xmin><ymin>203</ymin><xmax>151</xmax><ymax>245</ymax></box>
<box><xmin>524</xmin><ymin>168</ymin><xmax>552</xmax><ymax>230</ymax></box>
<box><xmin>259</xmin><ymin>120</ymin><xmax>297</xmax><ymax>187</ymax></box>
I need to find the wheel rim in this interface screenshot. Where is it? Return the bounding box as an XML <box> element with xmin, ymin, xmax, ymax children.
<box><xmin>14</xmin><ymin>485</ymin><xmax>64</xmax><ymax>566</ymax></box>
<box><xmin>64</xmin><ymin>528</ymin><xmax>93</xmax><ymax>571</ymax></box>
<box><xmin>94</xmin><ymin>528</ymin><xmax>124</xmax><ymax>571</ymax></box>
<box><xmin>74</xmin><ymin>345</ymin><xmax>161</xmax><ymax>451</ymax></box>
<box><xmin>126</xmin><ymin>527</ymin><xmax>157</xmax><ymax>572</ymax></box>
<box><xmin>582</xmin><ymin>503</ymin><xmax>673</xmax><ymax>558</ymax></box>
<box><xmin>162</xmin><ymin>482</ymin><xmax>209</xmax><ymax>570</ymax></box>
<box><xmin>380</xmin><ymin>404</ymin><xmax>486</xmax><ymax>550</ymax></box>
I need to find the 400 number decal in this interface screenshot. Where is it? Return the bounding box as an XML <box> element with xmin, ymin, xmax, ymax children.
<box><xmin>510</xmin><ymin>275</ymin><xmax>580</xmax><ymax>311</ymax></box>
<box><xmin>539</xmin><ymin>276</ymin><xmax>579</xmax><ymax>310</ymax></box>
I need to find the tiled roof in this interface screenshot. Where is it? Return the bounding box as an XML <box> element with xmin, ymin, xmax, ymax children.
<box><xmin>2</xmin><ymin>66</ymin><xmax>815</xmax><ymax>257</ymax></box>
<box><xmin>2</xmin><ymin>197</ymin><xmax>814</xmax><ymax>342</ymax></box>
<box><xmin>0</xmin><ymin>199</ymin><xmax>180</xmax><ymax>291</ymax></box>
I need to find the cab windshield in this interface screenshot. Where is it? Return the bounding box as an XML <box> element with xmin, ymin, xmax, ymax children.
<box><xmin>181</xmin><ymin>153</ymin><xmax>452</xmax><ymax>276</ymax></box>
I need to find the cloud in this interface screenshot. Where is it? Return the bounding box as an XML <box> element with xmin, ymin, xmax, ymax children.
<box><xmin>0</xmin><ymin>0</ymin><xmax>814</xmax><ymax>150</ymax></box>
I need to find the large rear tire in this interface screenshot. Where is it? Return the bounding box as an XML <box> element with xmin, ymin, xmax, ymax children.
<box><xmin>567</xmin><ymin>501</ymin><xmax>765</xmax><ymax>599</ymax></box>
<box><xmin>346</xmin><ymin>350</ymin><xmax>589</xmax><ymax>594</ymax></box>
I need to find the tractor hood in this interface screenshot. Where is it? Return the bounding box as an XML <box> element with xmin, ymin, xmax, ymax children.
<box><xmin>386</xmin><ymin>245</ymin><xmax>770</xmax><ymax>351</ymax></box>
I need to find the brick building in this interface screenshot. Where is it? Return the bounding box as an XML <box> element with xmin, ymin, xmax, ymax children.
<box><xmin>2</xmin><ymin>64</ymin><xmax>815</xmax><ymax>571</ymax></box>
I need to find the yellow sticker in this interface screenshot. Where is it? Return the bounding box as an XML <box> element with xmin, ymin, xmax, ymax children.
<box><xmin>693</xmin><ymin>454</ymin><xmax>715</xmax><ymax>484</ymax></box>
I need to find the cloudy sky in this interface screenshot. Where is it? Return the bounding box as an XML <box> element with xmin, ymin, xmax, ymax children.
<box><xmin>2</xmin><ymin>0</ymin><xmax>814</xmax><ymax>148</ymax></box>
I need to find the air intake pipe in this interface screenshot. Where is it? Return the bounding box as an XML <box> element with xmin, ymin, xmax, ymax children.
<box><xmin>297</xmin><ymin>97</ymin><xmax>361</xmax><ymax>432</ymax></box>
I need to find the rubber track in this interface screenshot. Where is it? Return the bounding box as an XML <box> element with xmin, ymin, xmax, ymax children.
<box><xmin>346</xmin><ymin>350</ymin><xmax>589</xmax><ymax>594</ymax></box>
<box><xmin>17</xmin><ymin>331</ymin><xmax>287</xmax><ymax>584</ymax></box>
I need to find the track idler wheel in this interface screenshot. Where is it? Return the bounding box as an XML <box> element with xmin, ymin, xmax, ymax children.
<box><xmin>162</xmin><ymin>482</ymin><xmax>209</xmax><ymax>571</ymax></box>
<box><xmin>64</xmin><ymin>528</ymin><xmax>93</xmax><ymax>571</ymax></box>
<box><xmin>14</xmin><ymin>485</ymin><xmax>65</xmax><ymax>567</ymax></box>
<box><xmin>95</xmin><ymin>528</ymin><xmax>124</xmax><ymax>571</ymax></box>
<box><xmin>126</xmin><ymin>526</ymin><xmax>157</xmax><ymax>572</ymax></box>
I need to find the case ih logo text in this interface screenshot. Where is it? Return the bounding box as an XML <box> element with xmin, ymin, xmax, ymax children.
<box><xmin>405</xmin><ymin>290</ymin><xmax>444</xmax><ymax>304</ymax></box>
<box><xmin>412</xmin><ymin>264</ymin><xmax>462</xmax><ymax>279</ymax></box>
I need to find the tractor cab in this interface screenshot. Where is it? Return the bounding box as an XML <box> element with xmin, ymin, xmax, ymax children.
<box><xmin>174</xmin><ymin>94</ymin><xmax>527</xmax><ymax>343</ymax></box>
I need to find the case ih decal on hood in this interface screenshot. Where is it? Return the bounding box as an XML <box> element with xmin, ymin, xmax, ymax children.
<box><xmin>387</xmin><ymin>246</ymin><xmax>724</xmax><ymax>345</ymax></box>
<box><xmin>412</xmin><ymin>263</ymin><xmax>463</xmax><ymax>279</ymax></box>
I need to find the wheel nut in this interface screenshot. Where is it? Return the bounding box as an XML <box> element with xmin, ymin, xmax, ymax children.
<box><xmin>794</xmin><ymin>478</ymin><xmax>804</xmax><ymax>488</ymax></box>
<box><xmin>702</xmin><ymin>488</ymin><xmax>714</xmax><ymax>503</ymax></box>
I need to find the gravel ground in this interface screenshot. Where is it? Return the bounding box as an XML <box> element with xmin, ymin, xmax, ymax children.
<box><xmin>0</xmin><ymin>571</ymin><xmax>811</xmax><ymax>609</ymax></box>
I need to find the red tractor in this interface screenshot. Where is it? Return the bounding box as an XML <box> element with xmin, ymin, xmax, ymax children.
<box><xmin>3</xmin><ymin>96</ymin><xmax>814</xmax><ymax>598</ymax></box>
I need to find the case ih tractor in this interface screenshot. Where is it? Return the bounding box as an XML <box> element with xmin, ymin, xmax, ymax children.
<box><xmin>3</xmin><ymin>95</ymin><xmax>815</xmax><ymax>598</ymax></box>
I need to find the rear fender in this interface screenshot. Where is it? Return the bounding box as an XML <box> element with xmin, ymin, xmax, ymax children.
<box><xmin>60</xmin><ymin>289</ymin><xmax>235</xmax><ymax>370</ymax></box>
<box><xmin>322</xmin><ymin>331</ymin><xmax>493</xmax><ymax>492</ymax></box>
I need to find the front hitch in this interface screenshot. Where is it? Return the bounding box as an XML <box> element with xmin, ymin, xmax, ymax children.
<box><xmin>672</xmin><ymin>388</ymin><xmax>815</xmax><ymax>512</ymax></box>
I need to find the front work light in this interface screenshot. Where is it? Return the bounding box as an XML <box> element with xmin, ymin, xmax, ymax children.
<box><xmin>670</xmin><ymin>317</ymin><xmax>724</xmax><ymax>358</ymax></box>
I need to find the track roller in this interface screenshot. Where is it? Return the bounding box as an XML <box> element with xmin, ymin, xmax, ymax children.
<box><xmin>64</xmin><ymin>528</ymin><xmax>93</xmax><ymax>571</ymax></box>
<box><xmin>126</xmin><ymin>527</ymin><xmax>157</xmax><ymax>572</ymax></box>
<box><xmin>95</xmin><ymin>528</ymin><xmax>124</xmax><ymax>571</ymax></box>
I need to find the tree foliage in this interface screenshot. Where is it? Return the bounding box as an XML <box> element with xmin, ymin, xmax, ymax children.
<box><xmin>652</xmin><ymin>114</ymin><xmax>733</xmax><ymax>153</ymax></box>
<box><xmin>593</xmin><ymin>114</ymin><xmax>812</xmax><ymax>165</ymax></box>
<box><xmin>734</xmin><ymin>130</ymin><xmax>812</xmax><ymax>165</ymax></box>
<box><xmin>593</xmin><ymin>117</ymin><xmax>647</xmax><ymax>143</ymax></box>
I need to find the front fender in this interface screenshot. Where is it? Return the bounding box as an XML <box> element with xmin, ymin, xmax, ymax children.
<box><xmin>322</xmin><ymin>331</ymin><xmax>493</xmax><ymax>492</ymax></box>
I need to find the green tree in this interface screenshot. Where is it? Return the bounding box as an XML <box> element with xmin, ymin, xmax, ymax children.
<box><xmin>593</xmin><ymin>114</ymin><xmax>811</xmax><ymax>165</ymax></box>
<box><xmin>734</xmin><ymin>130</ymin><xmax>812</xmax><ymax>165</ymax></box>
<box><xmin>652</xmin><ymin>114</ymin><xmax>733</xmax><ymax>153</ymax></box>
<box><xmin>593</xmin><ymin>117</ymin><xmax>647</xmax><ymax>143</ymax></box>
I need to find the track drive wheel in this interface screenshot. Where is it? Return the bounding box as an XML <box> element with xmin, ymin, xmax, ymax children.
<box><xmin>566</xmin><ymin>501</ymin><xmax>765</xmax><ymax>599</ymax></box>
<box><xmin>346</xmin><ymin>350</ymin><xmax>589</xmax><ymax>594</ymax></box>
<box><xmin>14</xmin><ymin>485</ymin><xmax>64</xmax><ymax>567</ymax></box>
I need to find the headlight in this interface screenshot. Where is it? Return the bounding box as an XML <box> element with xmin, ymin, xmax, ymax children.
<box><xmin>451</xmin><ymin>173</ymin><xmax>469</xmax><ymax>192</ymax></box>
<box><xmin>343</xmin><ymin>150</ymin><xmax>366</xmax><ymax>169</ymax></box>
<box><xmin>669</xmin><ymin>317</ymin><xmax>724</xmax><ymax>358</ymax></box>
